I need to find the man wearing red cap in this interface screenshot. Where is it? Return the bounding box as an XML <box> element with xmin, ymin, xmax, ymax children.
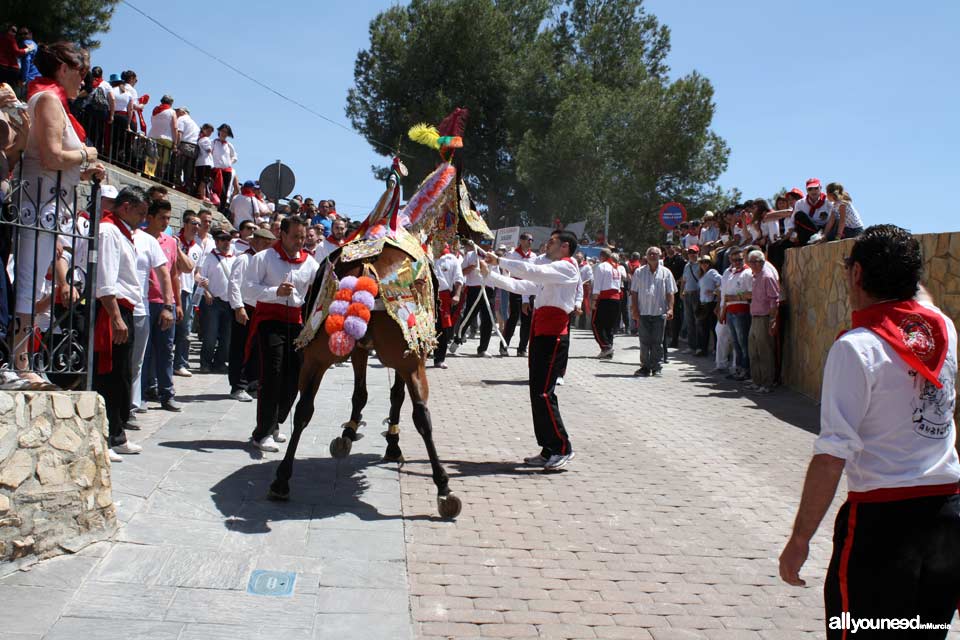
<box><xmin>779</xmin><ymin>225</ymin><xmax>960</xmax><ymax>637</ymax></box>
<box><xmin>789</xmin><ymin>178</ymin><xmax>832</xmax><ymax>239</ymax></box>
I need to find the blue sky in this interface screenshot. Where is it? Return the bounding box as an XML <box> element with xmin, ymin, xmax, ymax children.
<box><xmin>91</xmin><ymin>0</ymin><xmax>959</xmax><ymax>234</ymax></box>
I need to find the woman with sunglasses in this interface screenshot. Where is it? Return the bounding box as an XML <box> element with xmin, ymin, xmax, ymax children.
<box><xmin>12</xmin><ymin>42</ymin><xmax>105</xmax><ymax>387</ymax></box>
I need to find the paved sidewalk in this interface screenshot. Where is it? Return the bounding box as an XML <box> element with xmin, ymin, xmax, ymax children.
<box><xmin>0</xmin><ymin>359</ymin><xmax>412</xmax><ymax>640</ymax></box>
<box><xmin>1</xmin><ymin>328</ymin><xmax>958</xmax><ymax>639</ymax></box>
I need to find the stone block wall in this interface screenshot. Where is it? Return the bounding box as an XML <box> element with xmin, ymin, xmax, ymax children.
<box><xmin>782</xmin><ymin>232</ymin><xmax>960</xmax><ymax>416</ymax></box>
<box><xmin>0</xmin><ymin>391</ymin><xmax>115</xmax><ymax>567</ymax></box>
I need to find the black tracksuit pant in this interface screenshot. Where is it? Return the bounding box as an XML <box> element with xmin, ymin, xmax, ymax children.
<box><xmin>503</xmin><ymin>293</ymin><xmax>531</xmax><ymax>352</ymax></box>
<box><xmin>93</xmin><ymin>304</ymin><xmax>134</xmax><ymax>447</ymax></box>
<box><xmin>824</xmin><ymin>492</ymin><xmax>960</xmax><ymax>639</ymax></box>
<box><xmin>592</xmin><ymin>297</ymin><xmax>619</xmax><ymax>351</ymax></box>
<box><xmin>251</xmin><ymin>320</ymin><xmax>301</xmax><ymax>441</ymax></box>
<box><xmin>228</xmin><ymin>305</ymin><xmax>258</xmax><ymax>392</ymax></box>
<box><xmin>529</xmin><ymin>333</ymin><xmax>572</xmax><ymax>457</ymax></box>
<box><xmin>455</xmin><ymin>285</ymin><xmax>493</xmax><ymax>354</ymax></box>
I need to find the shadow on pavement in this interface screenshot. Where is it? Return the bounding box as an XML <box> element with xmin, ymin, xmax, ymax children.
<box><xmin>175</xmin><ymin>393</ymin><xmax>235</xmax><ymax>403</ymax></box>
<box><xmin>159</xmin><ymin>438</ymin><xmax>264</xmax><ymax>460</ymax></box>
<box><xmin>480</xmin><ymin>379</ymin><xmax>528</xmax><ymax>386</ymax></box>
<box><xmin>401</xmin><ymin>459</ymin><xmax>544</xmax><ymax>479</ymax></box>
<box><xmin>209</xmin><ymin>454</ymin><xmax>402</xmax><ymax>534</ymax></box>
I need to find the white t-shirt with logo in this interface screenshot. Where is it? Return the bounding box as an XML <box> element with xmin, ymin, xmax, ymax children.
<box><xmin>132</xmin><ymin>230</ymin><xmax>167</xmax><ymax>316</ymax></box>
<box><xmin>814</xmin><ymin>305</ymin><xmax>960</xmax><ymax>492</ymax></box>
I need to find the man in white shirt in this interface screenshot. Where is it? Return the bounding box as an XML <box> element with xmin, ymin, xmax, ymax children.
<box><xmin>433</xmin><ymin>245</ymin><xmax>464</xmax><ymax>369</ymax></box>
<box><xmin>232</xmin><ymin>220</ymin><xmax>256</xmax><ymax>256</ymax></box>
<box><xmin>452</xmin><ymin>248</ymin><xmax>495</xmax><ymax>357</ymax></box>
<box><xmin>242</xmin><ymin>216</ymin><xmax>319</xmax><ymax>452</ymax></box>
<box><xmin>197</xmin><ymin>230</ymin><xmax>235</xmax><ymax>372</ymax></box>
<box><xmin>94</xmin><ymin>187</ymin><xmax>150</xmax><ymax>460</ymax></box>
<box><xmin>174</xmin><ymin>211</ymin><xmax>202</xmax><ymax>377</ymax></box>
<box><xmin>629</xmin><ymin>247</ymin><xmax>677</xmax><ymax>377</ymax></box>
<box><xmin>227</xmin><ymin>228</ymin><xmax>274</xmax><ymax>402</ymax></box>
<box><xmin>230</xmin><ymin>180</ymin><xmax>271</xmax><ymax>228</ymax></box>
<box><xmin>480</xmin><ymin>230</ymin><xmax>580</xmax><ymax>471</ymax></box>
<box><xmin>591</xmin><ymin>247</ymin><xmax>621</xmax><ymax>358</ymax></box>
<box><xmin>501</xmin><ymin>232</ymin><xmax>537</xmax><ymax>357</ymax></box>
<box><xmin>174</xmin><ymin>106</ymin><xmax>199</xmax><ymax>188</ymax></box>
<box><xmin>316</xmin><ymin>217</ymin><xmax>348</xmax><ymax>262</ymax></box>
<box><xmin>779</xmin><ymin>225</ymin><xmax>960</xmax><ymax>634</ymax></box>
<box><xmin>718</xmin><ymin>247</ymin><xmax>753</xmax><ymax>380</ymax></box>
<box><xmin>130</xmin><ymin>223</ymin><xmax>170</xmax><ymax>416</ymax></box>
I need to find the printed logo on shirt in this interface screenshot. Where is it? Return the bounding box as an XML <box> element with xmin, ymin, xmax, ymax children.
<box><xmin>911</xmin><ymin>354</ymin><xmax>956</xmax><ymax>440</ymax></box>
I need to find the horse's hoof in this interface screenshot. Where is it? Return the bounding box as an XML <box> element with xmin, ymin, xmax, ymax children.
<box><xmin>382</xmin><ymin>451</ymin><xmax>404</xmax><ymax>463</ymax></box>
<box><xmin>437</xmin><ymin>494</ymin><xmax>462</xmax><ymax>519</ymax></box>
<box><xmin>329</xmin><ymin>436</ymin><xmax>352</xmax><ymax>458</ymax></box>
<box><xmin>267</xmin><ymin>485</ymin><xmax>289</xmax><ymax>501</ymax></box>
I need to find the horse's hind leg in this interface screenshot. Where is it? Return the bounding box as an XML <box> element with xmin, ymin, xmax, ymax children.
<box><xmin>330</xmin><ymin>349</ymin><xmax>369</xmax><ymax>458</ymax></box>
<box><xmin>402</xmin><ymin>361</ymin><xmax>461</xmax><ymax>518</ymax></box>
<box><xmin>269</xmin><ymin>353</ymin><xmax>329</xmax><ymax>500</ymax></box>
<box><xmin>383</xmin><ymin>372</ymin><xmax>405</xmax><ymax>462</ymax></box>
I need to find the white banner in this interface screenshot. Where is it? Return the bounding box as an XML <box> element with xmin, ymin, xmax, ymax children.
<box><xmin>494</xmin><ymin>226</ymin><xmax>520</xmax><ymax>249</ymax></box>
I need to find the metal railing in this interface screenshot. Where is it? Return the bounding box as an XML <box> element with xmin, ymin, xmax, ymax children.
<box><xmin>81</xmin><ymin>108</ymin><xmax>202</xmax><ymax>197</ymax></box>
<box><xmin>1</xmin><ymin>162</ymin><xmax>101</xmax><ymax>390</ymax></box>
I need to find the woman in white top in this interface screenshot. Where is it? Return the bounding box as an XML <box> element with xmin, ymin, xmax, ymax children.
<box><xmin>824</xmin><ymin>182</ymin><xmax>865</xmax><ymax>241</ymax></box>
<box><xmin>109</xmin><ymin>73</ymin><xmax>133</xmax><ymax>161</ymax></box>
<box><xmin>15</xmin><ymin>42</ymin><xmax>105</xmax><ymax>385</ymax></box>
<box><xmin>192</xmin><ymin>122</ymin><xmax>215</xmax><ymax>199</ymax></box>
<box><xmin>210</xmin><ymin>123</ymin><xmax>237</xmax><ymax>211</ymax></box>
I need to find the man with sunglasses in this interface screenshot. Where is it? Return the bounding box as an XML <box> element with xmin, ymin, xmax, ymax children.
<box><xmin>174</xmin><ymin>211</ymin><xmax>203</xmax><ymax>377</ymax></box>
<box><xmin>780</xmin><ymin>225</ymin><xmax>960</xmax><ymax>636</ymax></box>
<box><xmin>501</xmin><ymin>232</ymin><xmax>538</xmax><ymax>357</ymax></box>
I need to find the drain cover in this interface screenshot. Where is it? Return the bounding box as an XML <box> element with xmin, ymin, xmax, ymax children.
<box><xmin>247</xmin><ymin>570</ymin><xmax>296</xmax><ymax>596</ymax></box>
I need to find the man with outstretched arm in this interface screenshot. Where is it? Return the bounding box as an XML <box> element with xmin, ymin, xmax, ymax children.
<box><xmin>479</xmin><ymin>230</ymin><xmax>580</xmax><ymax>471</ymax></box>
<box><xmin>779</xmin><ymin>225</ymin><xmax>960</xmax><ymax>638</ymax></box>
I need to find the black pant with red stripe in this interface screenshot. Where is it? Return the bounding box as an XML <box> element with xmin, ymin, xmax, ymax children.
<box><xmin>592</xmin><ymin>298</ymin><xmax>619</xmax><ymax>350</ymax></box>
<box><xmin>824</xmin><ymin>494</ymin><xmax>960</xmax><ymax>639</ymax></box>
<box><xmin>228</xmin><ymin>305</ymin><xmax>258</xmax><ymax>393</ymax></box>
<box><xmin>528</xmin><ymin>333</ymin><xmax>572</xmax><ymax>457</ymax></box>
<box><xmin>251</xmin><ymin>320</ymin><xmax>302</xmax><ymax>442</ymax></box>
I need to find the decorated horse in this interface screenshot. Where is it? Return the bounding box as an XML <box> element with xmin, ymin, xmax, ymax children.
<box><xmin>267</xmin><ymin>109</ymin><xmax>492</xmax><ymax>518</ymax></box>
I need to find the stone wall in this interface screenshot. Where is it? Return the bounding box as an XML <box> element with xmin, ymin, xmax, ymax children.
<box><xmin>0</xmin><ymin>391</ymin><xmax>115</xmax><ymax>567</ymax></box>
<box><xmin>782</xmin><ymin>233</ymin><xmax>960</xmax><ymax>414</ymax></box>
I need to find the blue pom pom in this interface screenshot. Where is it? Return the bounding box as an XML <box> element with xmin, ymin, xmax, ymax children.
<box><xmin>329</xmin><ymin>300</ymin><xmax>350</xmax><ymax>317</ymax></box>
<box><xmin>352</xmin><ymin>290</ymin><xmax>376</xmax><ymax>309</ymax></box>
<box><xmin>339</xmin><ymin>276</ymin><xmax>358</xmax><ymax>291</ymax></box>
<box><xmin>344</xmin><ymin>315</ymin><xmax>368</xmax><ymax>340</ymax></box>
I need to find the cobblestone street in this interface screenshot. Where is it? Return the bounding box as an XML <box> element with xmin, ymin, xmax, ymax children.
<box><xmin>2</xmin><ymin>328</ymin><xmax>958</xmax><ymax>639</ymax></box>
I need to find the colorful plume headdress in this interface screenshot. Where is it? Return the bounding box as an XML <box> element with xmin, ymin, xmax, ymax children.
<box><xmin>408</xmin><ymin>107</ymin><xmax>469</xmax><ymax>159</ymax></box>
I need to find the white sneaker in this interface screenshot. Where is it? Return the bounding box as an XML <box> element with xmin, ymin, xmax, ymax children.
<box><xmin>597</xmin><ymin>348</ymin><xmax>614</xmax><ymax>359</ymax></box>
<box><xmin>113</xmin><ymin>442</ymin><xmax>142</xmax><ymax>455</ymax></box>
<box><xmin>253</xmin><ymin>435</ymin><xmax>280</xmax><ymax>452</ymax></box>
<box><xmin>556</xmin><ymin>376</ymin><xmax>565</xmax><ymax>386</ymax></box>
<box><xmin>753</xmin><ymin>386</ymin><xmax>773</xmax><ymax>394</ymax></box>
<box><xmin>448</xmin><ymin>342</ymin><xmax>459</xmax><ymax>355</ymax></box>
<box><xmin>231</xmin><ymin>389</ymin><xmax>253</xmax><ymax>402</ymax></box>
<box><xmin>476</xmin><ymin>351</ymin><xmax>492</xmax><ymax>358</ymax></box>
<box><xmin>272</xmin><ymin>429</ymin><xmax>288</xmax><ymax>443</ymax></box>
<box><xmin>174</xmin><ymin>368</ymin><xmax>193</xmax><ymax>378</ymax></box>
<box><xmin>544</xmin><ymin>451</ymin><xmax>575</xmax><ymax>471</ymax></box>
<box><xmin>523</xmin><ymin>453</ymin><xmax>549</xmax><ymax>467</ymax></box>
<box><xmin>108</xmin><ymin>449</ymin><xmax>124</xmax><ymax>463</ymax></box>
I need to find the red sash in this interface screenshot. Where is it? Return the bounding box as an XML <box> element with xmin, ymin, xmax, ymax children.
<box><xmin>94</xmin><ymin>299</ymin><xmax>135</xmax><ymax>374</ymax></box>
<box><xmin>597</xmin><ymin>289</ymin><xmax>621</xmax><ymax>301</ymax></box>
<box><xmin>532</xmin><ymin>306</ymin><xmax>570</xmax><ymax>337</ymax></box>
<box><xmin>437</xmin><ymin>290</ymin><xmax>459</xmax><ymax>329</ymax></box>
<box><xmin>846</xmin><ymin>300</ymin><xmax>949</xmax><ymax>388</ymax></box>
<box><xmin>244</xmin><ymin>302</ymin><xmax>303</xmax><ymax>362</ymax></box>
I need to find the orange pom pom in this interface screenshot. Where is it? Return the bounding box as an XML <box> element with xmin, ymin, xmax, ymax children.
<box><xmin>346</xmin><ymin>303</ymin><xmax>372</xmax><ymax>322</ymax></box>
<box><xmin>325</xmin><ymin>314</ymin><xmax>345</xmax><ymax>335</ymax></box>
<box><xmin>355</xmin><ymin>276</ymin><xmax>379</xmax><ymax>296</ymax></box>
<box><xmin>335</xmin><ymin>289</ymin><xmax>353</xmax><ymax>302</ymax></box>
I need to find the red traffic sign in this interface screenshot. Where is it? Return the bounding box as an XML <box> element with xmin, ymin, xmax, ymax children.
<box><xmin>658</xmin><ymin>202</ymin><xmax>687</xmax><ymax>230</ymax></box>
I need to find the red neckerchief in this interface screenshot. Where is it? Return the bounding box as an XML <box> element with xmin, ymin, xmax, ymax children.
<box><xmin>606</xmin><ymin>259</ymin><xmax>619</xmax><ymax>268</ymax></box>
<box><xmin>272</xmin><ymin>240</ymin><xmax>307</xmax><ymax>264</ymax></box>
<box><xmin>846</xmin><ymin>300</ymin><xmax>949</xmax><ymax>388</ymax></box>
<box><xmin>151</xmin><ymin>103</ymin><xmax>172</xmax><ymax>117</ymax></box>
<box><xmin>100</xmin><ymin>210</ymin><xmax>133</xmax><ymax>244</ymax></box>
<box><xmin>515</xmin><ymin>246</ymin><xmax>531</xmax><ymax>259</ymax></box>
<box><xmin>240</xmin><ymin>187</ymin><xmax>255</xmax><ymax>197</ymax></box>
<box><xmin>806</xmin><ymin>193</ymin><xmax>827</xmax><ymax>211</ymax></box>
<box><xmin>27</xmin><ymin>78</ymin><xmax>86</xmax><ymax>142</ymax></box>
<box><xmin>441</xmin><ymin>244</ymin><xmax>452</xmax><ymax>256</ymax></box>
<box><xmin>326</xmin><ymin>235</ymin><xmax>344</xmax><ymax>247</ymax></box>
<box><xmin>178</xmin><ymin>229</ymin><xmax>196</xmax><ymax>251</ymax></box>
<box><xmin>92</xmin><ymin>78</ymin><xmax>103</xmax><ymax>88</ymax></box>
<box><xmin>628</xmin><ymin>259</ymin><xmax>642</xmax><ymax>272</ymax></box>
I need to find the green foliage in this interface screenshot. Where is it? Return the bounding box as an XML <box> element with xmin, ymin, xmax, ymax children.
<box><xmin>0</xmin><ymin>0</ymin><xmax>119</xmax><ymax>49</ymax></box>
<box><xmin>347</xmin><ymin>0</ymin><xmax>736</xmax><ymax>248</ymax></box>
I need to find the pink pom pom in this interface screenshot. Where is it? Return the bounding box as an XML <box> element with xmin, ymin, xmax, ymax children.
<box><xmin>344</xmin><ymin>315</ymin><xmax>368</xmax><ymax>340</ymax></box>
<box><xmin>329</xmin><ymin>300</ymin><xmax>350</xmax><ymax>317</ymax></box>
<box><xmin>351</xmin><ymin>290</ymin><xmax>376</xmax><ymax>310</ymax></box>
<box><xmin>339</xmin><ymin>276</ymin><xmax>358</xmax><ymax>291</ymax></box>
<box><xmin>328</xmin><ymin>331</ymin><xmax>355</xmax><ymax>356</ymax></box>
